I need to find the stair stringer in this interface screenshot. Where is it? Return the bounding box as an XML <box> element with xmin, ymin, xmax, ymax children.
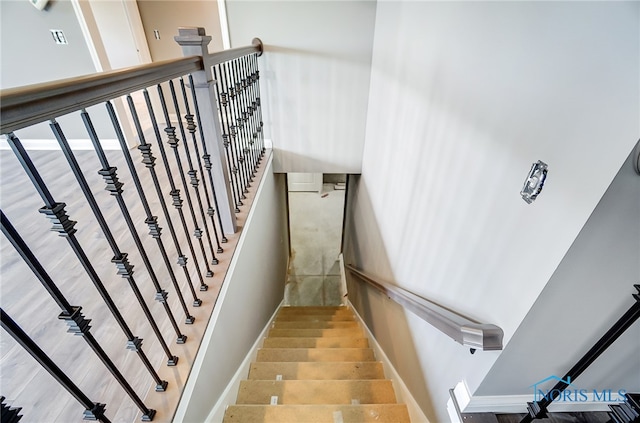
<box><xmin>206</xmin><ymin>301</ymin><xmax>284</xmax><ymax>423</ymax></box>
<box><xmin>347</xmin><ymin>300</ymin><xmax>431</xmax><ymax>423</ymax></box>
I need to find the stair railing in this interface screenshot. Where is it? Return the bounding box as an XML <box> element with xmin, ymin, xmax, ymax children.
<box><xmin>520</xmin><ymin>284</ymin><xmax>640</xmax><ymax>423</ymax></box>
<box><xmin>0</xmin><ymin>27</ymin><xmax>264</xmax><ymax>422</ymax></box>
<box><xmin>345</xmin><ymin>264</ymin><xmax>504</xmax><ymax>352</ymax></box>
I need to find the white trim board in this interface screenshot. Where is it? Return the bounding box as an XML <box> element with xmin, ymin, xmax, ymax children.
<box><xmin>205</xmin><ymin>300</ymin><xmax>283</xmax><ymax>423</ymax></box>
<box><xmin>449</xmin><ymin>379</ymin><xmax>615</xmax><ymax>422</ymax></box>
<box><xmin>0</xmin><ymin>138</ymin><xmax>120</xmax><ymax>151</ymax></box>
<box><xmin>347</xmin><ymin>299</ymin><xmax>431</xmax><ymax>423</ymax></box>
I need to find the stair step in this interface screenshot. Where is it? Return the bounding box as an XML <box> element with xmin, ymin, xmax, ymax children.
<box><xmin>275</xmin><ymin>314</ymin><xmax>356</xmax><ymax>322</ymax></box>
<box><xmin>257</xmin><ymin>348</ymin><xmax>375</xmax><ymax>362</ymax></box>
<box><xmin>223</xmin><ymin>404</ymin><xmax>410</xmax><ymax>422</ymax></box>
<box><xmin>236</xmin><ymin>380</ymin><xmax>397</xmax><ymax>405</ymax></box>
<box><xmin>278</xmin><ymin>307</ymin><xmax>353</xmax><ymax>316</ymax></box>
<box><xmin>248</xmin><ymin>362</ymin><xmax>385</xmax><ymax>380</ymax></box>
<box><xmin>272</xmin><ymin>321</ymin><xmax>360</xmax><ymax>329</ymax></box>
<box><xmin>268</xmin><ymin>328</ymin><xmax>364</xmax><ymax>338</ymax></box>
<box><xmin>263</xmin><ymin>337</ymin><xmax>369</xmax><ymax>349</ymax></box>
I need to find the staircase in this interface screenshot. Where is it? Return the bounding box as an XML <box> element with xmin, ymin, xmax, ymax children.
<box><xmin>223</xmin><ymin>305</ymin><xmax>411</xmax><ymax>422</ymax></box>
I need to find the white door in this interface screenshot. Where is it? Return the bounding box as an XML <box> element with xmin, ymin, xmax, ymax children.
<box><xmin>288</xmin><ymin>173</ymin><xmax>322</xmax><ymax>192</ymax></box>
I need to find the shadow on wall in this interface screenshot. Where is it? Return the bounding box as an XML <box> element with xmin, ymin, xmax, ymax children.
<box><xmin>343</xmin><ymin>174</ymin><xmax>438</xmax><ymax>422</ymax></box>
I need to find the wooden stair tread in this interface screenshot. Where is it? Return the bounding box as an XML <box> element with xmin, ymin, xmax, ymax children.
<box><xmin>272</xmin><ymin>321</ymin><xmax>360</xmax><ymax>329</ymax></box>
<box><xmin>263</xmin><ymin>337</ymin><xmax>369</xmax><ymax>349</ymax></box>
<box><xmin>248</xmin><ymin>362</ymin><xmax>385</xmax><ymax>380</ymax></box>
<box><xmin>257</xmin><ymin>348</ymin><xmax>375</xmax><ymax>362</ymax></box>
<box><xmin>236</xmin><ymin>380</ymin><xmax>397</xmax><ymax>404</ymax></box>
<box><xmin>223</xmin><ymin>404</ymin><xmax>411</xmax><ymax>422</ymax></box>
<box><xmin>275</xmin><ymin>314</ymin><xmax>356</xmax><ymax>322</ymax></box>
<box><xmin>268</xmin><ymin>328</ymin><xmax>365</xmax><ymax>338</ymax></box>
<box><xmin>222</xmin><ymin>306</ymin><xmax>411</xmax><ymax>423</ymax></box>
<box><xmin>278</xmin><ymin>308</ymin><xmax>354</xmax><ymax>316</ymax></box>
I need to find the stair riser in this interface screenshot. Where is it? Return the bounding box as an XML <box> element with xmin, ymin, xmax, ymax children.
<box><xmin>263</xmin><ymin>337</ymin><xmax>369</xmax><ymax>349</ymax></box>
<box><xmin>223</xmin><ymin>405</ymin><xmax>411</xmax><ymax>422</ymax></box>
<box><xmin>268</xmin><ymin>328</ymin><xmax>365</xmax><ymax>338</ymax></box>
<box><xmin>257</xmin><ymin>348</ymin><xmax>375</xmax><ymax>362</ymax></box>
<box><xmin>275</xmin><ymin>314</ymin><xmax>356</xmax><ymax>322</ymax></box>
<box><xmin>236</xmin><ymin>380</ymin><xmax>397</xmax><ymax>405</ymax></box>
<box><xmin>272</xmin><ymin>321</ymin><xmax>359</xmax><ymax>329</ymax></box>
<box><xmin>248</xmin><ymin>362</ymin><xmax>385</xmax><ymax>380</ymax></box>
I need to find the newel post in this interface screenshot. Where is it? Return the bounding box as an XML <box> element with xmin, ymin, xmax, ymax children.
<box><xmin>174</xmin><ymin>27</ymin><xmax>237</xmax><ymax>234</ymax></box>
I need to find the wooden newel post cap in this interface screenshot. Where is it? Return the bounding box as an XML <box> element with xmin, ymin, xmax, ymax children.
<box><xmin>174</xmin><ymin>27</ymin><xmax>211</xmax><ymax>55</ymax></box>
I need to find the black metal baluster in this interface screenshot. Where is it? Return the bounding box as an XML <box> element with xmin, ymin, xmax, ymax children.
<box><xmin>169</xmin><ymin>80</ymin><xmax>218</xmax><ymax>266</ymax></box>
<box><xmin>189</xmin><ymin>73</ymin><xmax>228</xmax><ymax>243</ymax></box>
<box><xmin>212</xmin><ymin>65</ymin><xmax>242</xmax><ymax>213</ymax></box>
<box><xmin>251</xmin><ymin>53</ymin><xmax>266</xmax><ymax>157</ymax></box>
<box><xmin>219</xmin><ymin>63</ymin><xmax>244</xmax><ymax>210</ymax></box>
<box><xmin>1</xmin><ymin>396</ymin><xmax>23</xmax><ymax>423</ymax></box>
<box><xmin>0</xmin><ymin>309</ymin><xmax>111</xmax><ymax>422</ymax></box>
<box><xmin>6</xmin><ymin>133</ymin><xmax>167</xmax><ymax>395</ymax></box>
<box><xmin>0</xmin><ymin>211</ymin><xmax>153</xmax><ymax>421</ymax></box>
<box><xmin>122</xmin><ymin>97</ymin><xmax>204</xmax><ymax>310</ymax></box>
<box><xmin>249</xmin><ymin>53</ymin><xmax>265</xmax><ymax>162</ymax></box>
<box><xmin>148</xmin><ymin>88</ymin><xmax>211</xmax><ymax>293</ymax></box>
<box><xmin>243</xmin><ymin>55</ymin><xmax>258</xmax><ymax>172</ymax></box>
<box><xmin>50</xmin><ymin>119</ymin><xmax>181</xmax><ymax>363</ymax></box>
<box><xmin>158</xmin><ymin>83</ymin><xmax>213</xmax><ymax>283</ymax></box>
<box><xmin>231</xmin><ymin>59</ymin><xmax>252</xmax><ymax>191</ymax></box>
<box><xmin>179</xmin><ymin>78</ymin><xmax>224</xmax><ymax>253</ymax></box>
<box><xmin>218</xmin><ymin>64</ymin><xmax>242</xmax><ymax>213</ymax></box>
<box><xmin>223</xmin><ymin>61</ymin><xmax>249</xmax><ymax>199</ymax></box>
<box><xmin>84</xmin><ymin>107</ymin><xmax>195</xmax><ymax>328</ymax></box>
<box><xmin>240</xmin><ymin>55</ymin><xmax>258</xmax><ymax>173</ymax></box>
<box><xmin>235</xmin><ymin>57</ymin><xmax>255</xmax><ymax>185</ymax></box>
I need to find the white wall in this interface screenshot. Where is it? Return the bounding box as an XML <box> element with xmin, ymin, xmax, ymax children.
<box><xmin>344</xmin><ymin>2</ymin><xmax>639</xmax><ymax>421</ymax></box>
<box><xmin>173</xmin><ymin>154</ymin><xmax>289</xmax><ymax>423</ymax></box>
<box><xmin>225</xmin><ymin>1</ymin><xmax>376</xmax><ymax>173</ymax></box>
<box><xmin>475</xmin><ymin>144</ymin><xmax>640</xmax><ymax>397</ymax></box>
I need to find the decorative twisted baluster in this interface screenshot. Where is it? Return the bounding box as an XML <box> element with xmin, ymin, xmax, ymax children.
<box><xmin>180</xmin><ymin>77</ymin><xmax>225</xmax><ymax>251</ymax></box>
<box><xmin>158</xmin><ymin>83</ymin><xmax>213</xmax><ymax>284</ymax></box>
<box><xmin>5</xmin><ymin>133</ymin><xmax>167</xmax><ymax>398</ymax></box>
<box><xmin>51</xmin><ymin>118</ymin><xmax>182</xmax><ymax>362</ymax></box>
<box><xmin>223</xmin><ymin>61</ymin><xmax>249</xmax><ymax>199</ymax></box>
<box><xmin>123</xmin><ymin>96</ymin><xmax>206</xmax><ymax>308</ymax></box>
<box><xmin>0</xmin><ymin>210</ymin><xmax>158</xmax><ymax>421</ymax></box>
<box><xmin>0</xmin><ymin>396</ymin><xmax>23</xmax><ymax>423</ymax></box>
<box><xmin>0</xmin><ymin>309</ymin><xmax>113</xmax><ymax>422</ymax></box>
<box><xmin>213</xmin><ymin>66</ymin><xmax>242</xmax><ymax>212</ymax></box>
<box><xmin>169</xmin><ymin>80</ymin><xmax>219</xmax><ymax>267</ymax></box>
<box><xmin>85</xmin><ymin>106</ymin><xmax>196</xmax><ymax>327</ymax></box>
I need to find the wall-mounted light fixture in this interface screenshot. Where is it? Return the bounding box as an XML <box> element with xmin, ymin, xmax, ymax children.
<box><xmin>521</xmin><ymin>160</ymin><xmax>548</xmax><ymax>204</ymax></box>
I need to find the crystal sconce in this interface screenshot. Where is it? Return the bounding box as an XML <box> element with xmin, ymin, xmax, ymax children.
<box><xmin>521</xmin><ymin>160</ymin><xmax>548</xmax><ymax>204</ymax></box>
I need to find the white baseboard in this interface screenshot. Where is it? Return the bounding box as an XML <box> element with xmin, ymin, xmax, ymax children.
<box><xmin>348</xmin><ymin>300</ymin><xmax>431</xmax><ymax>423</ymax></box>
<box><xmin>0</xmin><ymin>138</ymin><xmax>121</xmax><ymax>150</ymax></box>
<box><xmin>450</xmin><ymin>379</ymin><xmax>616</xmax><ymax>417</ymax></box>
<box><xmin>205</xmin><ymin>301</ymin><xmax>283</xmax><ymax>423</ymax></box>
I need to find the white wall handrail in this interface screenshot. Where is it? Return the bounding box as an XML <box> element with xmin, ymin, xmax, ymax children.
<box><xmin>346</xmin><ymin>264</ymin><xmax>504</xmax><ymax>351</ymax></box>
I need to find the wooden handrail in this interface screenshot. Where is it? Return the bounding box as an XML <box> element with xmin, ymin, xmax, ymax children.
<box><xmin>346</xmin><ymin>264</ymin><xmax>504</xmax><ymax>351</ymax></box>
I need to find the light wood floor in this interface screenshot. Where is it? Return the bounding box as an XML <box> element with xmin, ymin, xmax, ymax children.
<box><xmin>0</xmin><ymin>128</ymin><xmax>266</xmax><ymax>422</ymax></box>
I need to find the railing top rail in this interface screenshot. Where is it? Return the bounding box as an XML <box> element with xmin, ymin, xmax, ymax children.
<box><xmin>0</xmin><ymin>56</ymin><xmax>203</xmax><ymax>134</ymax></box>
<box><xmin>346</xmin><ymin>264</ymin><xmax>504</xmax><ymax>351</ymax></box>
<box><xmin>0</xmin><ymin>37</ymin><xmax>263</xmax><ymax>134</ymax></box>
